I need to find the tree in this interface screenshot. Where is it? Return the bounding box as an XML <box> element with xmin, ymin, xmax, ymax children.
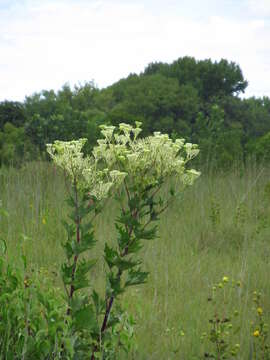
<box><xmin>0</xmin><ymin>123</ymin><xmax>36</xmax><ymax>165</ymax></box>
<box><xmin>0</xmin><ymin>101</ymin><xmax>26</xmax><ymax>129</ymax></box>
<box><xmin>144</xmin><ymin>57</ymin><xmax>248</xmax><ymax>100</ymax></box>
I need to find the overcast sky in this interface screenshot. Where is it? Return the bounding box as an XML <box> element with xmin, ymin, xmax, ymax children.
<box><xmin>0</xmin><ymin>0</ymin><xmax>269</xmax><ymax>101</ymax></box>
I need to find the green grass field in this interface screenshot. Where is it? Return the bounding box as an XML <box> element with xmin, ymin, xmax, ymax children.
<box><xmin>1</xmin><ymin>161</ymin><xmax>270</xmax><ymax>359</ymax></box>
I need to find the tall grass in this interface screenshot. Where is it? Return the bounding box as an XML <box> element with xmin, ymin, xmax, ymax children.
<box><xmin>1</xmin><ymin>161</ymin><xmax>270</xmax><ymax>359</ymax></box>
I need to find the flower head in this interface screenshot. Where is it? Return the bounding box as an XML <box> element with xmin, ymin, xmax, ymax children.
<box><xmin>47</xmin><ymin>123</ymin><xmax>200</xmax><ymax>202</ymax></box>
<box><xmin>253</xmin><ymin>330</ymin><xmax>260</xmax><ymax>337</ymax></box>
<box><xmin>257</xmin><ymin>307</ymin><xmax>263</xmax><ymax>316</ymax></box>
<box><xmin>94</xmin><ymin>122</ymin><xmax>200</xmax><ymax>193</ymax></box>
<box><xmin>47</xmin><ymin>138</ymin><xmax>127</xmax><ymax>201</ymax></box>
<box><xmin>47</xmin><ymin>139</ymin><xmax>89</xmax><ymax>183</ymax></box>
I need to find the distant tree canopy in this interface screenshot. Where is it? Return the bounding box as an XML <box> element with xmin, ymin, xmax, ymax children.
<box><xmin>0</xmin><ymin>101</ymin><xmax>26</xmax><ymax>129</ymax></box>
<box><xmin>0</xmin><ymin>56</ymin><xmax>269</xmax><ymax>168</ymax></box>
<box><xmin>144</xmin><ymin>57</ymin><xmax>248</xmax><ymax>100</ymax></box>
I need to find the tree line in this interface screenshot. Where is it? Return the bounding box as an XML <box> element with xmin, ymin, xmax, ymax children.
<box><xmin>1</xmin><ymin>56</ymin><xmax>270</xmax><ymax>168</ymax></box>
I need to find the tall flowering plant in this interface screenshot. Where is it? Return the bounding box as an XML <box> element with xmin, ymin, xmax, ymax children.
<box><xmin>47</xmin><ymin>123</ymin><xmax>200</xmax><ymax>358</ymax></box>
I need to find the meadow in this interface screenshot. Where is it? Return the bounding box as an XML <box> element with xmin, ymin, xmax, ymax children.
<box><xmin>1</xmin><ymin>161</ymin><xmax>270</xmax><ymax>359</ymax></box>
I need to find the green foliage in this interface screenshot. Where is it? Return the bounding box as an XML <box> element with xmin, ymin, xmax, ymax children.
<box><xmin>145</xmin><ymin>57</ymin><xmax>247</xmax><ymax>99</ymax></box>
<box><xmin>0</xmin><ymin>101</ymin><xmax>26</xmax><ymax>129</ymax></box>
<box><xmin>200</xmin><ymin>278</ymin><xmax>270</xmax><ymax>360</ymax></box>
<box><xmin>24</xmin><ymin>83</ymin><xmax>103</xmax><ymax>153</ymax></box>
<box><xmin>2</xmin><ymin>56</ymin><xmax>270</xmax><ymax>168</ymax></box>
<box><xmin>0</xmin><ymin>248</ymin><xmax>73</xmax><ymax>359</ymax></box>
<box><xmin>249</xmin><ymin>132</ymin><xmax>270</xmax><ymax>162</ymax></box>
<box><xmin>250</xmin><ymin>291</ymin><xmax>270</xmax><ymax>359</ymax></box>
<box><xmin>0</xmin><ymin>122</ymin><xmax>37</xmax><ymax>166</ymax></box>
<box><xmin>193</xmin><ymin>104</ymin><xmax>244</xmax><ymax>169</ymax></box>
<box><xmin>3</xmin><ymin>160</ymin><xmax>270</xmax><ymax>357</ymax></box>
<box><xmin>201</xmin><ymin>277</ymin><xmax>241</xmax><ymax>359</ymax></box>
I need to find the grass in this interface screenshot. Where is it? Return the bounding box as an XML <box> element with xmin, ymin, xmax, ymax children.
<box><xmin>1</xmin><ymin>161</ymin><xmax>270</xmax><ymax>359</ymax></box>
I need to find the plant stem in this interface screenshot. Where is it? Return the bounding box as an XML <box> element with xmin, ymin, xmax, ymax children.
<box><xmin>91</xmin><ymin>205</ymin><xmax>135</xmax><ymax>359</ymax></box>
<box><xmin>90</xmin><ymin>270</ymin><xmax>122</xmax><ymax>360</ymax></box>
<box><xmin>67</xmin><ymin>179</ymin><xmax>81</xmax><ymax>313</ymax></box>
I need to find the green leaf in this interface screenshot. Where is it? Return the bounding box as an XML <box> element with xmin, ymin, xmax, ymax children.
<box><xmin>76</xmin><ymin>258</ymin><xmax>96</xmax><ymax>277</ymax></box>
<box><xmin>63</xmin><ymin>241</ymin><xmax>73</xmax><ymax>260</ymax></box>
<box><xmin>7</xmin><ymin>273</ymin><xmax>19</xmax><ymax>291</ymax></box>
<box><xmin>125</xmin><ymin>238</ymin><xmax>143</xmax><ymax>254</ymax></box>
<box><xmin>80</xmin><ymin>221</ymin><xmax>93</xmax><ymax>234</ymax></box>
<box><xmin>107</xmin><ymin>312</ymin><xmax>121</xmax><ymax>329</ymax></box>
<box><xmin>38</xmin><ymin>340</ymin><xmax>51</xmax><ymax>356</ymax></box>
<box><xmin>74</xmin><ymin>231</ymin><xmax>97</xmax><ymax>255</ymax></box>
<box><xmin>92</xmin><ymin>290</ymin><xmax>105</xmax><ymax>315</ymax></box>
<box><xmin>68</xmin><ymin>210</ymin><xmax>79</xmax><ymax>223</ymax></box>
<box><xmin>115</xmin><ymin>258</ymin><xmax>139</xmax><ymax>272</ymax></box>
<box><xmin>104</xmin><ymin>243</ymin><xmax>118</xmax><ymax>269</ymax></box>
<box><xmin>125</xmin><ymin>268</ymin><xmax>149</xmax><ymax>287</ymax></box>
<box><xmin>107</xmin><ymin>271</ymin><xmax>123</xmax><ymax>296</ymax></box>
<box><xmin>65</xmin><ymin>196</ymin><xmax>76</xmax><ymax>208</ymax></box>
<box><xmin>128</xmin><ymin>196</ymin><xmax>140</xmax><ymax>211</ymax></box>
<box><xmin>37</xmin><ymin>291</ymin><xmax>50</xmax><ymax>310</ymax></box>
<box><xmin>70</xmin><ymin>294</ymin><xmax>89</xmax><ymax>313</ymax></box>
<box><xmin>61</xmin><ymin>262</ymin><xmax>74</xmax><ymax>285</ymax></box>
<box><xmin>73</xmin><ymin>304</ymin><xmax>99</xmax><ymax>332</ymax></box>
<box><xmin>73</xmin><ymin>259</ymin><xmax>97</xmax><ymax>291</ymax></box>
<box><xmin>115</xmin><ymin>223</ymin><xmax>130</xmax><ymax>251</ymax></box>
<box><xmin>77</xmin><ymin>203</ymin><xmax>92</xmax><ymax>218</ymax></box>
<box><xmin>116</xmin><ymin>213</ymin><xmax>139</xmax><ymax>228</ymax></box>
<box><xmin>134</xmin><ymin>225</ymin><xmax>157</xmax><ymax>240</ymax></box>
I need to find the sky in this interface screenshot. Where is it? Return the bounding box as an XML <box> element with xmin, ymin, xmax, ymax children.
<box><xmin>0</xmin><ymin>0</ymin><xmax>270</xmax><ymax>101</ymax></box>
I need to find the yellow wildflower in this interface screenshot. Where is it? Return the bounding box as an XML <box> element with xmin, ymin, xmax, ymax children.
<box><xmin>253</xmin><ymin>330</ymin><xmax>260</xmax><ymax>337</ymax></box>
<box><xmin>257</xmin><ymin>307</ymin><xmax>263</xmax><ymax>316</ymax></box>
<box><xmin>222</xmin><ymin>276</ymin><xmax>229</xmax><ymax>283</ymax></box>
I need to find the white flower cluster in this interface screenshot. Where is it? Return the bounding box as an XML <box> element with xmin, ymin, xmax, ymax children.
<box><xmin>93</xmin><ymin>123</ymin><xmax>200</xmax><ymax>190</ymax></box>
<box><xmin>82</xmin><ymin>167</ymin><xmax>127</xmax><ymax>200</ymax></box>
<box><xmin>46</xmin><ymin>139</ymin><xmax>127</xmax><ymax>200</ymax></box>
<box><xmin>47</xmin><ymin>123</ymin><xmax>200</xmax><ymax>199</ymax></box>
<box><xmin>47</xmin><ymin>139</ymin><xmax>90</xmax><ymax>183</ymax></box>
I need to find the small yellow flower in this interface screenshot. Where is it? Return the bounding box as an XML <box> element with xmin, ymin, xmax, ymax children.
<box><xmin>42</xmin><ymin>217</ymin><xmax>46</xmax><ymax>225</ymax></box>
<box><xmin>257</xmin><ymin>307</ymin><xmax>263</xmax><ymax>316</ymax></box>
<box><xmin>223</xmin><ymin>276</ymin><xmax>229</xmax><ymax>283</ymax></box>
<box><xmin>253</xmin><ymin>330</ymin><xmax>260</xmax><ymax>337</ymax></box>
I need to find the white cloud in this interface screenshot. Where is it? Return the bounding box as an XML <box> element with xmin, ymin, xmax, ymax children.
<box><xmin>0</xmin><ymin>0</ymin><xmax>269</xmax><ymax>101</ymax></box>
<box><xmin>248</xmin><ymin>0</ymin><xmax>270</xmax><ymax>16</ymax></box>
